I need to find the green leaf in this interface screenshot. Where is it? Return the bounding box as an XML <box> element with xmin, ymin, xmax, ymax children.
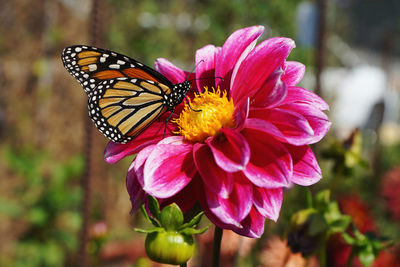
<box><xmin>329</xmin><ymin>215</ymin><xmax>351</xmax><ymax>234</ymax></box>
<box><xmin>358</xmin><ymin>245</ymin><xmax>375</xmax><ymax>267</ymax></box>
<box><xmin>314</xmin><ymin>190</ymin><xmax>330</xmax><ymax>211</ymax></box>
<box><xmin>308</xmin><ymin>213</ymin><xmax>328</xmax><ymax>236</ymax></box>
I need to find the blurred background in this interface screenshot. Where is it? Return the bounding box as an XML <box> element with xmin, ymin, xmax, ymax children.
<box><xmin>0</xmin><ymin>0</ymin><xmax>399</xmax><ymax>266</ymax></box>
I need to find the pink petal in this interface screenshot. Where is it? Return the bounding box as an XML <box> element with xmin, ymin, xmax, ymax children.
<box><xmin>193</xmin><ymin>143</ymin><xmax>233</xmax><ymax>198</ymax></box>
<box><xmin>205</xmin><ymin>172</ymin><xmax>253</xmax><ymax>226</ymax></box>
<box><xmin>253</xmin><ymin>187</ymin><xmax>283</xmax><ymax>221</ymax></box>
<box><xmin>241</xmin><ymin>129</ymin><xmax>292</xmax><ymax>188</ymax></box>
<box><xmin>195</xmin><ymin>45</ymin><xmax>220</xmax><ymax>91</ymax></box>
<box><xmin>126</xmin><ymin>163</ymin><xmax>146</xmax><ymax>212</ymax></box>
<box><xmin>249</xmin><ymin>107</ymin><xmax>316</xmax><ymax>146</ymax></box>
<box><xmin>207</xmin><ymin>128</ymin><xmax>250</xmax><ymax>172</ymax></box>
<box><xmin>282</xmin><ymin>61</ymin><xmax>306</xmax><ymax>86</ymax></box>
<box><xmin>159</xmin><ymin>175</ymin><xmax>202</xmax><ymax>213</ymax></box>
<box><xmin>244</xmin><ymin>118</ymin><xmax>287</xmax><ymax>142</ymax></box>
<box><xmin>231</xmin><ymin>37</ymin><xmax>296</xmax><ymax>107</ymax></box>
<box><xmin>286</xmin><ymin>144</ymin><xmax>322</xmax><ymax>186</ymax></box>
<box><xmin>280</xmin><ymin>102</ymin><xmax>331</xmax><ymax>145</ymax></box>
<box><xmin>126</xmin><ymin>145</ymin><xmax>156</xmax><ymax>212</ymax></box>
<box><xmin>154</xmin><ymin>58</ymin><xmax>187</xmax><ymax>84</ymax></box>
<box><xmin>215</xmin><ymin>25</ymin><xmax>264</xmax><ymax>91</ymax></box>
<box><xmin>233</xmin><ymin>97</ymin><xmax>249</xmax><ymax>130</ymax></box>
<box><xmin>143</xmin><ymin>136</ymin><xmax>196</xmax><ymax>198</ymax></box>
<box><xmin>251</xmin><ymin>66</ymin><xmax>288</xmax><ymax>108</ymax></box>
<box><xmin>282</xmin><ymin>86</ymin><xmax>329</xmax><ymax>111</ymax></box>
<box><xmin>233</xmin><ymin>208</ymin><xmax>265</xmax><ymax>238</ymax></box>
<box><xmin>104</xmin><ymin>121</ymin><xmax>175</xmax><ymax>164</ymax></box>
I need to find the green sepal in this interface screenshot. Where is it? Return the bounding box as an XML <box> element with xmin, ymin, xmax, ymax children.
<box><xmin>160</xmin><ymin>203</ymin><xmax>184</xmax><ymax>231</ymax></box>
<box><xmin>147</xmin><ymin>196</ymin><xmax>161</xmax><ymax>221</ymax></box>
<box><xmin>134</xmin><ymin>227</ymin><xmax>164</xmax><ymax>234</ymax></box>
<box><xmin>141</xmin><ymin>204</ymin><xmax>160</xmax><ymax>227</ymax></box>
<box><xmin>179</xmin><ymin>212</ymin><xmax>204</xmax><ymax>230</ymax></box>
<box><xmin>180</xmin><ymin>225</ymin><xmax>210</xmax><ymax>235</ymax></box>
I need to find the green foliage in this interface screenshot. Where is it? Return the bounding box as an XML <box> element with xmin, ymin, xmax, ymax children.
<box><xmin>342</xmin><ymin>228</ymin><xmax>392</xmax><ymax>267</ymax></box>
<box><xmin>0</xmin><ymin>146</ymin><xmax>84</xmax><ymax>266</ymax></box>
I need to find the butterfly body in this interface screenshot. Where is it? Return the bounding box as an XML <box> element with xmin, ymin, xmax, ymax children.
<box><xmin>61</xmin><ymin>45</ymin><xmax>191</xmax><ymax>143</ymax></box>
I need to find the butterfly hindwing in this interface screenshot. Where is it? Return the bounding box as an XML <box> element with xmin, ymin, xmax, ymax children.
<box><xmin>61</xmin><ymin>45</ymin><xmax>173</xmax><ymax>96</ymax></box>
<box><xmin>89</xmin><ymin>77</ymin><xmax>168</xmax><ymax>143</ymax></box>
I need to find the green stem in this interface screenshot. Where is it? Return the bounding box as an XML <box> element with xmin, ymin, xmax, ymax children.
<box><xmin>319</xmin><ymin>242</ymin><xmax>327</xmax><ymax>267</ymax></box>
<box><xmin>180</xmin><ymin>263</ymin><xmax>187</xmax><ymax>267</ymax></box>
<box><xmin>211</xmin><ymin>226</ymin><xmax>223</xmax><ymax>267</ymax></box>
<box><xmin>346</xmin><ymin>247</ymin><xmax>355</xmax><ymax>267</ymax></box>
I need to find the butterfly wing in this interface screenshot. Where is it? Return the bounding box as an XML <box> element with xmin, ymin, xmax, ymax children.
<box><xmin>61</xmin><ymin>45</ymin><xmax>176</xmax><ymax>143</ymax></box>
<box><xmin>90</xmin><ymin>77</ymin><xmax>170</xmax><ymax>143</ymax></box>
<box><xmin>61</xmin><ymin>45</ymin><xmax>173</xmax><ymax>97</ymax></box>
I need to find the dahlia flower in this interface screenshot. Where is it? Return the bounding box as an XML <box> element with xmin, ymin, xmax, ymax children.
<box><xmin>105</xmin><ymin>25</ymin><xmax>331</xmax><ymax>238</ymax></box>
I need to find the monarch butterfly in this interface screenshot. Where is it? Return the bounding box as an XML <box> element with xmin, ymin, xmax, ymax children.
<box><xmin>61</xmin><ymin>45</ymin><xmax>191</xmax><ymax>144</ymax></box>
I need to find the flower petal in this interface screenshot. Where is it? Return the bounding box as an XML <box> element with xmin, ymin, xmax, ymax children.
<box><xmin>280</xmin><ymin>102</ymin><xmax>331</xmax><ymax>145</ymax></box>
<box><xmin>231</xmin><ymin>37</ymin><xmax>296</xmax><ymax>107</ymax></box>
<box><xmin>126</xmin><ymin>145</ymin><xmax>157</xmax><ymax>212</ymax></box>
<box><xmin>244</xmin><ymin>118</ymin><xmax>287</xmax><ymax>142</ymax></box>
<box><xmin>249</xmin><ymin>107</ymin><xmax>316</xmax><ymax>146</ymax></box>
<box><xmin>104</xmin><ymin>121</ymin><xmax>175</xmax><ymax>164</ymax></box>
<box><xmin>282</xmin><ymin>61</ymin><xmax>306</xmax><ymax>86</ymax></box>
<box><xmin>233</xmin><ymin>97</ymin><xmax>249</xmax><ymax>129</ymax></box>
<box><xmin>205</xmin><ymin>172</ymin><xmax>253</xmax><ymax>226</ymax></box>
<box><xmin>251</xmin><ymin>66</ymin><xmax>288</xmax><ymax>108</ymax></box>
<box><xmin>154</xmin><ymin>58</ymin><xmax>188</xmax><ymax>84</ymax></box>
<box><xmin>143</xmin><ymin>136</ymin><xmax>196</xmax><ymax>198</ymax></box>
<box><xmin>253</xmin><ymin>187</ymin><xmax>283</xmax><ymax>221</ymax></box>
<box><xmin>207</xmin><ymin>128</ymin><xmax>250</xmax><ymax>172</ymax></box>
<box><xmin>286</xmin><ymin>144</ymin><xmax>322</xmax><ymax>186</ymax></box>
<box><xmin>215</xmin><ymin>25</ymin><xmax>264</xmax><ymax>91</ymax></box>
<box><xmin>282</xmin><ymin>86</ymin><xmax>329</xmax><ymax>111</ymax></box>
<box><xmin>194</xmin><ymin>143</ymin><xmax>233</xmax><ymax>198</ymax></box>
<box><xmin>242</xmin><ymin>129</ymin><xmax>292</xmax><ymax>188</ymax></box>
<box><xmin>233</xmin><ymin>208</ymin><xmax>265</xmax><ymax>238</ymax></box>
<box><xmin>195</xmin><ymin>44</ymin><xmax>220</xmax><ymax>91</ymax></box>
<box><xmin>159</xmin><ymin>175</ymin><xmax>202</xmax><ymax>213</ymax></box>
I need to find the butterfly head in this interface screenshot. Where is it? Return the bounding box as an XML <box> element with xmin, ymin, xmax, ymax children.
<box><xmin>167</xmin><ymin>81</ymin><xmax>192</xmax><ymax>109</ymax></box>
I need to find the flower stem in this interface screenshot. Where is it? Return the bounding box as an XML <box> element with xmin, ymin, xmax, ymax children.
<box><xmin>319</xmin><ymin>242</ymin><xmax>327</xmax><ymax>267</ymax></box>
<box><xmin>346</xmin><ymin>247</ymin><xmax>355</xmax><ymax>267</ymax></box>
<box><xmin>211</xmin><ymin>226</ymin><xmax>223</xmax><ymax>267</ymax></box>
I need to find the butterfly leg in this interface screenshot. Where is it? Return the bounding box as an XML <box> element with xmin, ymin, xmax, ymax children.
<box><xmin>184</xmin><ymin>96</ymin><xmax>202</xmax><ymax>112</ymax></box>
<box><xmin>163</xmin><ymin>109</ymin><xmax>175</xmax><ymax>138</ymax></box>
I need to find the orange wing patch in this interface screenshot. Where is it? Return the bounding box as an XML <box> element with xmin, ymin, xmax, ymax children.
<box><xmin>94</xmin><ymin>70</ymin><xmax>125</xmax><ymax>80</ymax></box>
<box><xmin>78</xmin><ymin>51</ymin><xmax>101</xmax><ymax>58</ymax></box>
<box><xmin>123</xmin><ymin>68</ymin><xmax>159</xmax><ymax>82</ymax></box>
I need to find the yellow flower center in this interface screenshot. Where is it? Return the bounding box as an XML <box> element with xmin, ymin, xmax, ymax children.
<box><xmin>174</xmin><ymin>88</ymin><xmax>235</xmax><ymax>142</ymax></box>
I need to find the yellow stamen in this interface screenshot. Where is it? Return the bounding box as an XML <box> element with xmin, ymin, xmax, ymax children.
<box><xmin>174</xmin><ymin>87</ymin><xmax>235</xmax><ymax>142</ymax></box>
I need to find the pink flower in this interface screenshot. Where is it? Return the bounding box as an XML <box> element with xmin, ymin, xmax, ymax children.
<box><xmin>105</xmin><ymin>26</ymin><xmax>331</xmax><ymax>238</ymax></box>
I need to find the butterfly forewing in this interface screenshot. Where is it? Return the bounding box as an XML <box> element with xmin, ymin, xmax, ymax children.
<box><xmin>61</xmin><ymin>45</ymin><xmax>173</xmax><ymax>96</ymax></box>
<box><xmin>61</xmin><ymin>45</ymin><xmax>191</xmax><ymax>143</ymax></box>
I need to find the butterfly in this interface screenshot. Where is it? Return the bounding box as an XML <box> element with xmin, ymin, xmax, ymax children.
<box><xmin>61</xmin><ymin>45</ymin><xmax>191</xmax><ymax>144</ymax></box>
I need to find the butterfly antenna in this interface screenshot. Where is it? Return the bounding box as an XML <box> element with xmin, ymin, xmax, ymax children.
<box><xmin>185</xmin><ymin>59</ymin><xmax>205</xmax><ymax>81</ymax></box>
